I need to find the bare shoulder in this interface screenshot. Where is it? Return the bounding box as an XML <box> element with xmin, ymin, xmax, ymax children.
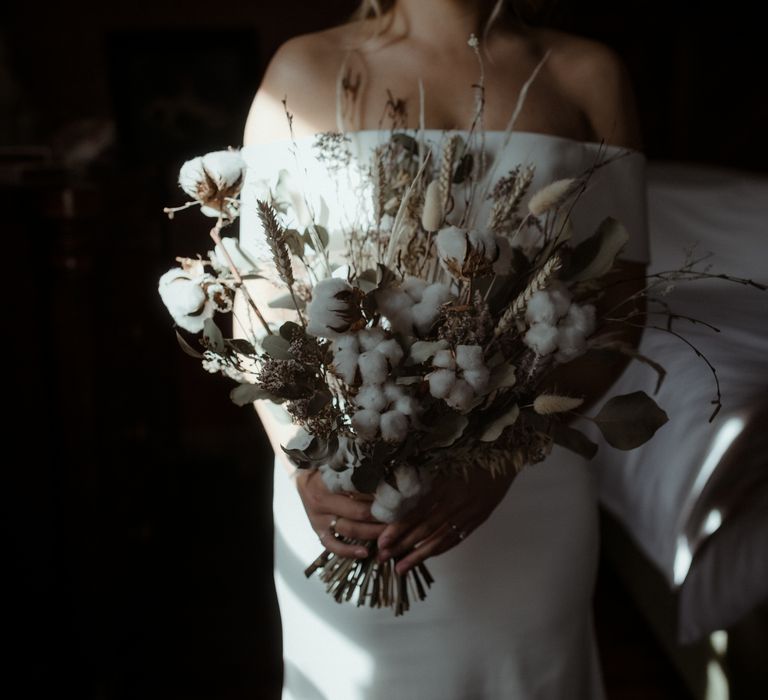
<box><xmin>243</xmin><ymin>24</ymin><xmax>366</xmax><ymax>145</ymax></box>
<box><xmin>534</xmin><ymin>29</ymin><xmax>642</xmax><ymax>150</ymax></box>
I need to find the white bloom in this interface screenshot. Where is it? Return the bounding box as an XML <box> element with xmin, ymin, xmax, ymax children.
<box><xmin>446</xmin><ymin>379</ymin><xmax>475</xmax><ymax>412</ymax></box>
<box><xmin>380</xmin><ymin>409</ymin><xmax>409</xmax><ymax>442</ymax></box>
<box><xmin>358</xmin><ymin>350</ymin><xmax>389</xmax><ymax>385</ymax></box>
<box><xmin>555</xmin><ymin>326</ymin><xmax>588</xmax><ymax>363</ymax></box>
<box><xmin>375</xmin><ymin>481</ymin><xmax>405</xmax><ymax>511</ymax></box>
<box><xmin>351</xmin><ymin>409</ymin><xmax>380</xmax><ymax>441</ymax></box>
<box><xmin>179</xmin><ymin>150</ymin><xmax>245</xmax><ymax>218</ymax></box>
<box><xmin>376</xmin><ymin>288</ymin><xmax>415</xmax><ymax>335</ymax></box>
<box><xmin>383</xmin><ymin>382</ymin><xmax>405</xmax><ymax>403</ymax></box>
<box><xmin>432</xmin><ymin>349</ymin><xmax>455</xmax><ymax>369</ymax></box>
<box><xmin>394</xmin><ymin>395</ymin><xmax>419</xmax><ymax>416</ymax></box>
<box><xmin>428</xmin><ymin>368</ymin><xmax>456</xmax><ymax>399</ymax></box>
<box><xmin>206</xmin><ymin>282</ymin><xmax>233</xmax><ymax>312</ymax></box>
<box><xmin>412</xmin><ymin>282</ymin><xmax>453</xmax><ymax>335</ymax></box>
<box><xmin>355</xmin><ymin>384</ymin><xmax>388</xmax><ymax>412</ymax></box>
<box><xmin>549</xmin><ymin>282</ymin><xmax>572</xmax><ymax>318</ymax></box>
<box><xmin>455</xmin><ymin>344</ymin><xmax>484</xmax><ymax>371</ymax></box>
<box><xmin>158</xmin><ymin>267</ymin><xmax>214</xmax><ymax>333</ymax></box>
<box><xmin>376</xmin><ymin>338</ymin><xmax>404</xmax><ymax>367</ymax></box>
<box><xmin>332</xmin><ymin>334</ymin><xmax>360</xmax><ymax>354</ymax></box>
<box><xmin>524</xmin><ymin>322</ymin><xmax>559</xmax><ymax>356</ymax></box>
<box><xmin>394</xmin><ymin>465</ymin><xmax>422</xmax><ymax>499</ymax></box>
<box><xmin>525</xmin><ymin>290</ymin><xmax>558</xmax><ymax>326</ymax></box>
<box><xmin>371</xmin><ymin>501</ymin><xmax>398</xmax><ymax>524</ymax></box>
<box><xmin>358</xmin><ymin>327</ymin><xmax>386</xmax><ymax>351</ymax></box>
<box><xmin>320</xmin><ymin>465</ymin><xmax>345</xmax><ymax>493</ymax></box>
<box><xmin>402</xmin><ymin>275</ymin><xmax>428</xmax><ymax>302</ymax></box>
<box><xmin>463</xmin><ymin>367</ymin><xmax>490</xmax><ymax>393</ymax></box>
<box><xmin>306</xmin><ymin>278</ymin><xmax>360</xmax><ymax>338</ymax></box>
<box><xmin>332</xmin><ymin>348</ymin><xmax>359</xmax><ymax>384</ymax></box>
<box><xmin>436</xmin><ymin>226</ymin><xmax>468</xmax><ymax>267</ymax></box>
<box><xmin>563</xmin><ymin>302</ymin><xmax>596</xmax><ymax>336</ymax></box>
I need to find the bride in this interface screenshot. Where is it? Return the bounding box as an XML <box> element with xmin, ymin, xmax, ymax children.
<box><xmin>240</xmin><ymin>1</ymin><xmax>648</xmax><ymax>697</ymax></box>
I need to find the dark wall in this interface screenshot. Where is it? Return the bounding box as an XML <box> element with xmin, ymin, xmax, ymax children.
<box><xmin>3</xmin><ymin>3</ymin><xmax>764</xmax><ymax>700</ymax></box>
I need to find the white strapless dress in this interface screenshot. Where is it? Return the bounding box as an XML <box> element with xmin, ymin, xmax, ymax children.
<box><xmin>239</xmin><ymin>130</ymin><xmax>649</xmax><ymax>700</ymax></box>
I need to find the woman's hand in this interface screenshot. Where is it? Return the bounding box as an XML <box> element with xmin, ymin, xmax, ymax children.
<box><xmin>295</xmin><ymin>469</ymin><xmax>387</xmax><ymax>559</ymax></box>
<box><xmin>376</xmin><ymin>468</ymin><xmax>517</xmax><ymax>575</ymax></box>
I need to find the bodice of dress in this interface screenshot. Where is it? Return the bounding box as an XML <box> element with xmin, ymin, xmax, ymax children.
<box><xmin>238</xmin><ymin>129</ymin><xmax>649</xmax><ymax>268</ymax></box>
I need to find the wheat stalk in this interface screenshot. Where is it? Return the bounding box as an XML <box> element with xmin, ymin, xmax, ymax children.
<box><xmin>494</xmin><ymin>253</ymin><xmax>561</xmax><ymax>337</ymax></box>
<box><xmin>438</xmin><ymin>134</ymin><xmax>460</xmax><ymax>214</ymax></box>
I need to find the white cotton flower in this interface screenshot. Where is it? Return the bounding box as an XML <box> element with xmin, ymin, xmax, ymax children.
<box><xmin>394</xmin><ymin>465</ymin><xmax>422</xmax><ymax>499</ymax></box>
<box><xmin>524</xmin><ymin>322</ymin><xmax>559</xmax><ymax>356</ymax></box>
<box><xmin>332</xmin><ymin>334</ymin><xmax>360</xmax><ymax>354</ymax></box>
<box><xmin>209</xmin><ymin>236</ymin><xmax>259</xmax><ymax>275</ymax></box>
<box><xmin>563</xmin><ymin>302</ymin><xmax>596</xmax><ymax>336</ymax></box>
<box><xmin>320</xmin><ymin>465</ymin><xmax>345</xmax><ymax>493</ymax></box>
<box><xmin>371</xmin><ymin>500</ymin><xmax>398</xmax><ymax>524</ymax></box>
<box><xmin>332</xmin><ymin>348</ymin><xmax>359</xmax><ymax>385</ymax></box>
<box><xmin>394</xmin><ymin>395</ymin><xmax>419</xmax><ymax>416</ymax></box>
<box><xmin>525</xmin><ymin>289</ymin><xmax>558</xmax><ymax>326</ymax></box>
<box><xmin>351</xmin><ymin>409</ymin><xmax>380</xmax><ymax>441</ymax></box>
<box><xmin>206</xmin><ymin>283</ymin><xmax>233</xmax><ymax>312</ymax></box>
<box><xmin>376</xmin><ymin>338</ymin><xmax>404</xmax><ymax>367</ymax></box>
<box><xmin>554</xmin><ymin>326</ymin><xmax>588</xmax><ymax>363</ymax></box>
<box><xmin>467</xmin><ymin>228</ymin><xmax>497</xmax><ymax>257</ymax></box>
<box><xmin>358</xmin><ymin>350</ymin><xmax>389</xmax><ymax>385</ymax></box>
<box><xmin>285</xmin><ymin>427</ymin><xmax>314</xmax><ymax>452</ymax></box>
<box><xmin>380</xmin><ymin>409</ymin><xmax>409</xmax><ymax>443</ymax></box>
<box><xmin>432</xmin><ymin>349</ymin><xmax>455</xmax><ymax>369</ymax></box>
<box><xmin>158</xmin><ymin>267</ymin><xmax>214</xmax><ymax>333</ymax></box>
<box><xmin>306</xmin><ymin>277</ymin><xmax>360</xmax><ymax>338</ymax></box>
<box><xmin>463</xmin><ymin>367</ymin><xmax>490</xmax><ymax>393</ymax></box>
<box><xmin>549</xmin><ymin>282</ymin><xmax>572</xmax><ymax>318</ymax></box>
<box><xmin>428</xmin><ymin>368</ymin><xmax>456</xmax><ymax>399</ymax></box>
<box><xmin>446</xmin><ymin>379</ymin><xmax>475</xmax><ymax>412</ymax></box>
<box><xmin>375</xmin><ymin>481</ymin><xmax>405</xmax><ymax>511</ymax></box>
<box><xmin>455</xmin><ymin>344</ymin><xmax>484</xmax><ymax>371</ymax></box>
<box><xmin>358</xmin><ymin>326</ymin><xmax>386</xmax><ymax>351</ymax></box>
<box><xmin>376</xmin><ymin>288</ymin><xmax>415</xmax><ymax>335</ymax></box>
<box><xmin>436</xmin><ymin>226</ymin><xmax>468</xmax><ymax>266</ymax></box>
<box><xmin>402</xmin><ymin>275</ymin><xmax>428</xmax><ymax>302</ymax></box>
<box><xmin>383</xmin><ymin>382</ymin><xmax>405</xmax><ymax>403</ymax></box>
<box><xmin>355</xmin><ymin>384</ymin><xmax>388</xmax><ymax>412</ymax></box>
<box><xmin>412</xmin><ymin>282</ymin><xmax>453</xmax><ymax>335</ymax></box>
<box><xmin>178</xmin><ymin>150</ymin><xmax>245</xmax><ymax>218</ymax></box>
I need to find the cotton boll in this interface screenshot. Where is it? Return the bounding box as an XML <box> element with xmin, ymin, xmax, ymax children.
<box><xmin>358</xmin><ymin>326</ymin><xmax>386</xmax><ymax>351</ymax></box>
<box><xmin>376</xmin><ymin>288</ymin><xmax>412</xmax><ymax>318</ymax></box>
<box><xmin>555</xmin><ymin>325</ymin><xmax>587</xmax><ymax>363</ymax></box>
<box><xmin>319</xmin><ymin>465</ymin><xmax>345</xmax><ymax>493</ymax></box>
<box><xmin>525</xmin><ymin>290</ymin><xmax>558</xmax><ymax>326</ymax></box>
<box><xmin>355</xmin><ymin>384</ymin><xmax>388</xmax><ymax>412</ymax></box>
<box><xmin>351</xmin><ymin>409</ymin><xmax>380</xmax><ymax>441</ymax></box>
<box><xmin>380</xmin><ymin>410</ymin><xmax>409</xmax><ymax>442</ymax></box>
<box><xmin>446</xmin><ymin>379</ymin><xmax>475</xmax><ymax>412</ymax></box>
<box><xmin>432</xmin><ymin>349</ymin><xmax>456</xmax><ymax>369</ymax></box>
<box><xmin>201</xmin><ymin>150</ymin><xmax>246</xmax><ymax>190</ymax></box>
<box><xmin>332</xmin><ymin>348</ymin><xmax>360</xmax><ymax>385</ymax></box>
<box><xmin>376</xmin><ymin>338</ymin><xmax>404</xmax><ymax>367</ymax></box>
<box><xmin>387</xmin><ymin>309</ymin><xmax>415</xmax><ymax>336</ymax></box>
<box><xmin>412</xmin><ymin>282</ymin><xmax>453</xmax><ymax>335</ymax></box>
<box><xmin>436</xmin><ymin>226</ymin><xmax>468</xmax><ymax>263</ymax></box>
<box><xmin>179</xmin><ymin>150</ymin><xmax>245</xmax><ymax>206</ymax></box>
<box><xmin>394</xmin><ymin>465</ymin><xmax>422</xmax><ymax>499</ymax></box>
<box><xmin>402</xmin><ymin>275</ymin><xmax>428</xmax><ymax>302</ymax></box>
<box><xmin>564</xmin><ymin>302</ymin><xmax>596</xmax><ymax>336</ymax></box>
<box><xmin>467</xmin><ymin>228</ymin><xmax>497</xmax><ymax>259</ymax></box>
<box><xmin>463</xmin><ymin>367</ymin><xmax>490</xmax><ymax>393</ymax></box>
<box><xmin>158</xmin><ymin>269</ymin><xmax>207</xmax><ymax>316</ymax></box>
<box><xmin>332</xmin><ymin>334</ymin><xmax>359</xmax><ymax>354</ymax></box>
<box><xmin>548</xmin><ymin>282</ymin><xmax>572</xmax><ymax>319</ymax></box>
<box><xmin>178</xmin><ymin>157</ymin><xmax>206</xmax><ymax>199</ymax></box>
<box><xmin>394</xmin><ymin>395</ymin><xmax>419</xmax><ymax>416</ymax></box>
<box><xmin>524</xmin><ymin>322</ymin><xmax>559</xmax><ymax>356</ymax></box>
<box><xmin>455</xmin><ymin>344</ymin><xmax>484</xmax><ymax>371</ymax></box>
<box><xmin>383</xmin><ymin>382</ymin><xmax>405</xmax><ymax>403</ymax></box>
<box><xmin>428</xmin><ymin>368</ymin><xmax>457</xmax><ymax>399</ymax></box>
<box><xmin>371</xmin><ymin>501</ymin><xmax>398</xmax><ymax>524</ymax></box>
<box><xmin>375</xmin><ymin>480</ymin><xmax>405</xmax><ymax>511</ymax></box>
<box><xmin>358</xmin><ymin>350</ymin><xmax>389</xmax><ymax>384</ymax></box>
<box><xmin>337</xmin><ymin>467</ymin><xmax>356</xmax><ymax>493</ymax></box>
<box><xmin>306</xmin><ymin>277</ymin><xmax>359</xmax><ymax>338</ymax></box>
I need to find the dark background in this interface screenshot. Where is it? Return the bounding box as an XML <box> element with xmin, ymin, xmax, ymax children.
<box><xmin>3</xmin><ymin>2</ymin><xmax>765</xmax><ymax>699</ymax></box>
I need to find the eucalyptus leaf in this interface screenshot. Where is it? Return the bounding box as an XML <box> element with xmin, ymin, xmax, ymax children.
<box><xmin>279</xmin><ymin>321</ymin><xmax>304</xmax><ymax>341</ymax></box>
<box><xmin>421</xmin><ymin>413</ymin><xmax>469</xmax><ymax>449</ymax></box>
<box><xmin>175</xmin><ymin>330</ymin><xmax>203</xmax><ymax>359</ymax></box>
<box><xmin>203</xmin><ymin>318</ymin><xmax>225</xmax><ymax>353</ymax></box>
<box><xmin>230</xmin><ymin>383</ymin><xmax>279</xmax><ymax>406</ymax></box>
<box><xmin>284</xmin><ymin>228</ymin><xmax>304</xmax><ymax>256</ymax></box>
<box><xmin>307</xmin><ymin>390</ymin><xmax>332</xmax><ymax>416</ymax></box>
<box><xmin>261</xmin><ymin>334</ymin><xmax>293</xmax><ymax>360</ymax></box>
<box><xmin>593</xmin><ymin>391</ymin><xmax>668</xmax><ymax>450</ymax></box>
<box><xmin>351</xmin><ymin>460</ymin><xmax>383</xmax><ymax>494</ymax></box>
<box><xmin>564</xmin><ymin>217</ymin><xmax>629</xmax><ymax>283</ymax></box>
<box><xmin>268</xmin><ymin>293</ymin><xmax>306</xmax><ymax>311</ymax></box>
<box><xmin>392</xmin><ymin>133</ymin><xmax>419</xmax><ymax>155</ymax></box>
<box><xmin>315</xmin><ymin>225</ymin><xmax>330</xmax><ymax>249</ymax></box>
<box><xmin>480</xmin><ymin>404</ymin><xmax>520</xmax><ymax>442</ymax></box>
<box><xmin>453</xmin><ymin>153</ymin><xmax>473</xmax><ymax>184</ymax></box>
<box><xmin>487</xmin><ymin>362</ymin><xmax>517</xmax><ymax>391</ymax></box>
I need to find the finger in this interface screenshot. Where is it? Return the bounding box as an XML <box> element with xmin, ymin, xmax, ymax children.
<box><xmin>317</xmin><ymin>528</ymin><xmax>370</xmax><ymax>559</ymax></box>
<box><xmin>377</xmin><ymin>490</ymin><xmax>444</xmax><ymax>550</ymax></box>
<box><xmin>379</xmin><ymin>504</ymin><xmax>459</xmax><ymax>561</ymax></box>
<box><xmin>395</xmin><ymin>524</ymin><xmax>456</xmax><ymax>575</ymax></box>
<box><xmin>311</xmin><ymin>489</ymin><xmax>382</xmax><ymax>524</ymax></box>
<box><xmin>333</xmin><ymin>516</ymin><xmax>387</xmax><ymax>541</ymax></box>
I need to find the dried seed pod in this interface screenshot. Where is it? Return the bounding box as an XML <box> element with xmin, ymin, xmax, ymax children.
<box><xmin>421</xmin><ymin>180</ymin><xmax>444</xmax><ymax>232</ymax></box>
<box><xmin>533</xmin><ymin>394</ymin><xmax>584</xmax><ymax>415</ymax></box>
<box><xmin>527</xmin><ymin>178</ymin><xmax>576</xmax><ymax>216</ymax></box>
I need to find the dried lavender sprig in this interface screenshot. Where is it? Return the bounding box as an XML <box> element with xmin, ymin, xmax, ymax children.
<box><xmin>256</xmin><ymin>199</ymin><xmax>305</xmax><ymax>326</ymax></box>
<box><xmin>494</xmin><ymin>253</ymin><xmax>562</xmax><ymax>338</ymax></box>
